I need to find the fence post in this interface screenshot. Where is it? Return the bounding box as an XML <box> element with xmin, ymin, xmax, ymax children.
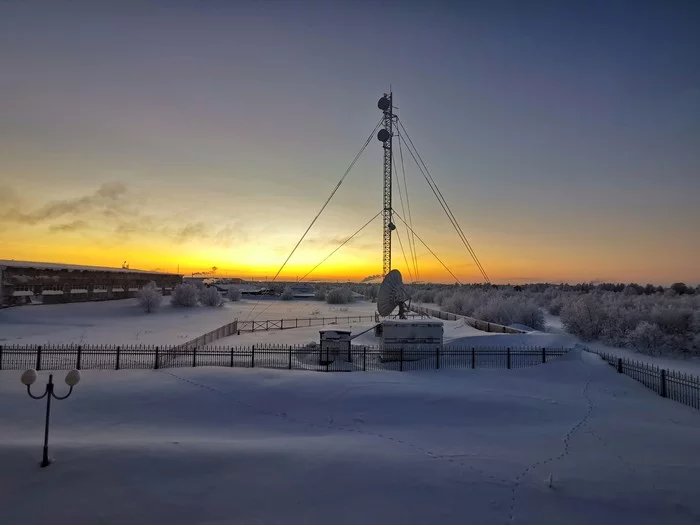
<box><xmin>155</xmin><ymin>347</ymin><xmax>160</xmax><ymax>369</ymax></box>
<box><xmin>288</xmin><ymin>346</ymin><xmax>292</xmax><ymax>369</ymax></box>
<box><xmin>0</xmin><ymin>345</ymin><xmax>3</xmax><ymax>370</ymax></box>
<box><xmin>192</xmin><ymin>347</ymin><xmax>197</xmax><ymax>368</ymax></box>
<box><xmin>281</xmin><ymin>319</ymin><xmax>284</xmax><ymax>330</ymax></box>
<box><xmin>266</xmin><ymin>320</ymin><xmax>269</xmax><ymax>331</ymax></box>
<box><xmin>362</xmin><ymin>347</ymin><xmax>367</xmax><ymax>371</ymax></box>
<box><xmin>471</xmin><ymin>347</ymin><xmax>475</xmax><ymax>369</ymax></box>
<box><xmin>36</xmin><ymin>346</ymin><xmax>42</xmax><ymax>371</ymax></box>
<box><xmin>116</xmin><ymin>346</ymin><xmax>121</xmax><ymax>370</ymax></box>
<box><xmin>251</xmin><ymin>345</ymin><xmax>255</xmax><ymax>368</ymax></box>
<box><xmin>295</xmin><ymin>318</ymin><xmax>298</xmax><ymax>328</ymax></box>
<box><xmin>542</xmin><ymin>347</ymin><xmax>546</xmax><ymax>364</ymax></box>
<box><xmin>507</xmin><ymin>348</ymin><xmax>511</xmax><ymax>369</ymax></box>
<box><xmin>230</xmin><ymin>347</ymin><xmax>234</xmax><ymax>367</ymax></box>
<box><xmin>400</xmin><ymin>348</ymin><xmax>404</xmax><ymax>372</ymax></box>
<box><xmin>660</xmin><ymin>369</ymin><xmax>667</xmax><ymax>398</ymax></box>
<box><xmin>487</xmin><ymin>322</ymin><xmax>491</xmax><ymax>332</ymax></box>
<box><xmin>76</xmin><ymin>345</ymin><xmax>82</xmax><ymax>370</ymax></box>
<box><xmin>617</xmin><ymin>358</ymin><xmax>623</xmax><ymax>373</ymax></box>
<box><xmin>436</xmin><ymin>347</ymin><xmax>440</xmax><ymax>369</ymax></box>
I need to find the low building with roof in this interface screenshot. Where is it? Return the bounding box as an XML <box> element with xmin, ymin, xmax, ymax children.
<box><xmin>0</xmin><ymin>260</ymin><xmax>182</xmax><ymax>307</ymax></box>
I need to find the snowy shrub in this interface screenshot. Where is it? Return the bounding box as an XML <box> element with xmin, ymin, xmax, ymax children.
<box><xmin>325</xmin><ymin>287</ymin><xmax>354</xmax><ymax>304</ymax></box>
<box><xmin>626</xmin><ymin>321</ymin><xmax>667</xmax><ymax>354</ymax></box>
<box><xmin>367</xmin><ymin>284</ymin><xmax>379</xmax><ymax>302</ymax></box>
<box><xmin>472</xmin><ymin>296</ymin><xmax>544</xmax><ymax>331</ymax></box>
<box><xmin>281</xmin><ymin>286</ymin><xmax>295</xmax><ymax>300</ymax></box>
<box><xmin>314</xmin><ymin>287</ymin><xmax>326</xmax><ymax>301</ymax></box>
<box><xmin>199</xmin><ymin>286</ymin><xmax>224</xmax><ymax>307</ymax></box>
<box><xmin>227</xmin><ymin>287</ymin><xmax>242</xmax><ymax>302</ymax></box>
<box><xmin>171</xmin><ymin>283</ymin><xmax>199</xmax><ymax>307</ymax></box>
<box><xmin>560</xmin><ymin>295</ymin><xmax>608</xmax><ymax>341</ymax></box>
<box><xmin>547</xmin><ymin>297</ymin><xmax>565</xmax><ymax>316</ymax></box>
<box><xmin>137</xmin><ymin>281</ymin><xmax>162</xmax><ymax>313</ymax></box>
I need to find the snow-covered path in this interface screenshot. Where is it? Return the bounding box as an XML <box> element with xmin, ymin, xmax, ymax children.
<box><xmin>1</xmin><ymin>350</ymin><xmax>699</xmax><ymax>525</ymax></box>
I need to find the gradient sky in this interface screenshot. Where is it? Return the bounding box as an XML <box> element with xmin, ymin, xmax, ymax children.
<box><xmin>1</xmin><ymin>1</ymin><xmax>698</xmax><ymax>285</ymax></box>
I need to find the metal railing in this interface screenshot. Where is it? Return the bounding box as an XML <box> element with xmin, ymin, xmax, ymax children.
<box><xmin>0</xmin><ymin>344</ymin><xmax>567</xmax><ymax>373</ymax></box>
<box><xmin>409</xmin><ymin>305</ymin><xmax>526</xmax><ymax>334</ymax></box>
<box><xmin>591</xmin><ymin>350</ymin><xmax>700</xmax><ymax>410</ymax></box>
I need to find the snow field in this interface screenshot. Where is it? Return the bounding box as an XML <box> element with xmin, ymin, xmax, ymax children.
<box><xmin>1</xmin><ymin>349</ymin><xmax>699</xmax><ymax>525</ymax></box>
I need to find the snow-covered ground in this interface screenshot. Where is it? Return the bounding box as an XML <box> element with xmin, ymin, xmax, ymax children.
<box><xmin>0</xmin><ymin>298</ymin><xmax>380</xmax><ymax>346</ymax></box>
<box><xmin>1</xmin><ymin>349</ymin><xmax>698</xmax><ymax>525</ymax></box>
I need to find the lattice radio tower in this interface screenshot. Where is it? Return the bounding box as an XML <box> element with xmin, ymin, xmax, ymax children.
<box><xmin>377</xmin><ymin>93</ymin><xmax>396</xmax><ymax>277</ymax></box>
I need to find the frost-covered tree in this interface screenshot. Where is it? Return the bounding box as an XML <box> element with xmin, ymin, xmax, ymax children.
<box><xmin>560</xmin><ymin>295</ymin><xmax>608</xmax><ymax>341</ymax></box>
<box><xmin>314</xmin><ymin>287</ymin><xmax>326</xmax><ymax>301</ymax></box>
<box><xmin>199</xmin><ymin>286</ymin><xmax>224</xmax><ymax>307</ymax></box>
<box><xmin>137</xmin><ymin>281</ymin><xmax>162</xmax><ymax>313</ymax></box>
<box><xmin>626</xmin><ymin>321</ymin><xmax>666</xmax><ymax>354</ymax></box>
<box><xmin>325</xmin><ymin>287</ymin><xmax>354</xmax><ymax>304</ymax></box>
<box><xmin>171</xmin><ymin>283</ymin><xmax>199</xmax><ymax>307</ymax></box>
<box><xmin>227</xmin><ymin>286</ymin><xmax>242</xmax><ymax>302</ymax></box>
<box><xmin>281</xmin><ymin>286</ymin><xmax>295</xmax><ymax>301</ymax></box>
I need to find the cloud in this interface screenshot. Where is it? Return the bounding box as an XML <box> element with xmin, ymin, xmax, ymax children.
<box><xmin>174</xmin><ymin>222</ymin><xmax>209</xmax><ymax>243</ymax></box>
<box><xmin>0</xmin><ymin>182</ymin><xmax>129</xmax><ymax>225</ymax></box>
<box><xmin>48</xmin><ymin>220</ymin><xmax>90</xmax><ymax>233</ymax></box>
<box><xmin>0</xmin><ymin>182</ymin><xmax>256</xmax><ymax>246</ymax></box>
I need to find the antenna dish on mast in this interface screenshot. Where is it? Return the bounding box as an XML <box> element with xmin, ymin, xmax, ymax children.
<box><xmin>377</xmin><ymin>269</ymin><xmax>409</xmax><ymax>318</ymax></box>
<box><xmin>377</xmin><ymin>129</ymin><xmax>391</xmax><ymax>142</ymax></box>
<box><xmin>378</xmin><ymin>96</ymin><xmax>391</xmax><ymax>111</ymax></box>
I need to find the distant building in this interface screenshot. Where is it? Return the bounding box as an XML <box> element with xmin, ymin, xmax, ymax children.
<box><xmin>289</xmin><ymin>283</ymin><xmax>316</xmax><ymax>298</ymax></box>
<box><xmin>0</xmin><ymin>260</ymin><xmax>182</xmax><ymax>308</ymax></box>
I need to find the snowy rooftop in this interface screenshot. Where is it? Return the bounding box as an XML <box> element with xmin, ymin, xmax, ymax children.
<box><xmin>0</xmin><ymin>260</ymin><xmax>180</xmax><ymax>275</ymax></box>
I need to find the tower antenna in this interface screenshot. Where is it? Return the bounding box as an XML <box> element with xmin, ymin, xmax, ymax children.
<box><xmin>377</xmin><ymin>92</ymin><xmax>395</xmax><ymax>276</ymax></box>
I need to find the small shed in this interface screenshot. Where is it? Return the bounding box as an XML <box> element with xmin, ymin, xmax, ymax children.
<box><xmin>319</xmin><ymin>329</ymin><xmax>352</xmax><ymax>364</ymax></box>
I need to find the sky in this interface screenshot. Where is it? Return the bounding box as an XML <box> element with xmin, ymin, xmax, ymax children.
<box><xmin>1</xmin><ymin>0</ymin><xmax>698</xmax><ymax>285</ymax></box>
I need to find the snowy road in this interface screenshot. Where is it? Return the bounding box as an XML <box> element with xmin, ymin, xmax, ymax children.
<box><xmin>1</xmin><ymin>350</ymin><xmax>699</xmax><ymax>524</ymax></box>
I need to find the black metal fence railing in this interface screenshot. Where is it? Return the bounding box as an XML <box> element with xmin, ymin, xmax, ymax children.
<box><xmin>0</xmin><ymin>344</ymin><xmax>567</xmax><ymax>373</ymax></box>
<box><xmin>591</xmin><ymin>350</ymin><xmax>700</xmax><ymax>410</ymax></box>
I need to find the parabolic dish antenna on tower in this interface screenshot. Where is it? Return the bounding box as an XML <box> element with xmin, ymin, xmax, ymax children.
<box><xmin>377</xmin><ymin>269</ymin><xmax>409</xmax><ymax>318</ymax></box>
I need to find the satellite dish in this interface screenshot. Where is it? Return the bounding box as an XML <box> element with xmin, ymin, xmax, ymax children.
<box><xmin>377</xmin><ymin>269</ymin><xmax>409</xmax><ymax>318</ymax></box>
<box><xmin>378</xmin><ymin>96</ymin><xmax>391</xmax><ymax>111</ymax></box>
<box><xmin>377</xmin><ymin>129</ymin><xmax>391</xmax><ymax>143</ymax></box>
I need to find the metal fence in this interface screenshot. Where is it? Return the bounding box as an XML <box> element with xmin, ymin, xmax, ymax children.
<box><xmin>175</xmin><ymin>313</ymin><xmax>427</xmax><ymax>350</ymax></box>
<box><xmin>0</xmin><ymin>344</ymin><xmax>567</xmax><ymax>373</ymax></box>
<box><xmin>591</xmin><ymin>350</ymin><xmax>700</xmax><ymax>410</ymax></box>
<box><xmin>234</xmin><ymin>313</ymin><xmax>424</xmax><ymax>333</ymax></box>
<box><xmin>409</xmin><ymin>305</ymin><xmax>525</xmax><ymax>334</ymax></box>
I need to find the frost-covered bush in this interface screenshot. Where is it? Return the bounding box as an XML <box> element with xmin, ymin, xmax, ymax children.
<box><xmin>412</xmin><ymin>289</ymin><xmax>436</xmax><ymax>304</ymax></box>
<box><xmin>281</xmin><ymin>286</ymin><xmax>295</xmax><ymax>300</ymax></box>
<box><xmin>325</xmin><ymin>287</ymin><xmax>354</xmax><ymax>304</ymax></box>
<box><xmin>199</xmin><ymin>286</ymin><xmax>224</xmax><ymax>307</ymax></box>
<box><xmin>626</xmin><ymin>321</ymin><xmax>667</xmax><ymax>354</ymax></box>
<box><xmin>314</xmin><ymin>287</ymin><xmax>326</xmax><ymax>301</ymax></box>
<box><xmin>227</xmin><ymin>287</ymin><xmax>242</xmax><ymax>302</ymax></box>
<box><xmin>367</xmin><ymin>284</ymin><xmax>379</xmax><ymax>302</ymax></box>
<box><xmin>171</xmin><ymin>283</ymin><xmax>199</xmax><ymax>307</ymax></box>
<box><xmin>472</xmin><ymin>296</ymin><xmax>545</xmax><ymax>331</ymax></box>
<box><xmin>137</xmin><ymin>281</ymin><xmax>162</xmax><ymax>313</ymax></box>
<box><xmin>560</xmin><ymin>295</ymin><xmax>608</xmax><ymax>341</ymax></box>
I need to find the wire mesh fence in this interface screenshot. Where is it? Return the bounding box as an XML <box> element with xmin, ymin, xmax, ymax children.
<box><xmin>0</xmin><ymin>344</ymin><xmax>567</xmax><ymax>373</ymax></box>
<box><xmin>591</xmin><ymin>350</ymin><xmax>700</xmax><ymax>410</ymax></box>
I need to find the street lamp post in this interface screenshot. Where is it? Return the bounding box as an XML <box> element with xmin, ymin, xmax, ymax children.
<box><xmin>21</xmin><ymin>369</ymin><xmax>81</xmax><ymax>468</ymax></box>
